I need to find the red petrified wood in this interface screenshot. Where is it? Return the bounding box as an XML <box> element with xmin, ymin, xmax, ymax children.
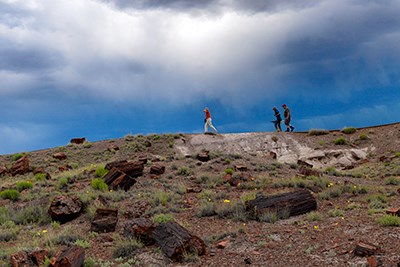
<box><xmin>49</xmin><ymin>246</ymin><xmax>85</xmax><ymax>267</ymax></box>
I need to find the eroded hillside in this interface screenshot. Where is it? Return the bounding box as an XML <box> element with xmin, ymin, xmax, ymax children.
<box><xmin>0</xmin><ymin>123</ymin><xmax>399</xmax><ymax>267</ymax></box>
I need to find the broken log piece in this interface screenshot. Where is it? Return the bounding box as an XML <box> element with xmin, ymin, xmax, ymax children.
<box><xmin>124</xmin><ymin>218</ymin><xmax>156</xmax><ymax>246</ymax></box>
<box><xmin>246</xmin><ymin>189</ymin><xmax>317</xmax><ymax>219</ymax></box>
<box><xmin>150</xmin><ymin>165</ymin><xmax>166</xmax><ymax>175</ymax></box>
<box><xmin>353</xmin><ymin>242</ymin><xmax>381</xmax><ymax>257</ymax></box>
<box><xmin>196</xmin><ymin>151</ymin><xmax>210</xmax><ymax>162</ymax></box>
<box><xmin>90</xmin><ymin>208</ymin><xmax>118</xmax><ymax>233</ymax></box>
<box><xmin>386</xmin><ymin>208</ymin><xmax>400</xmax><ymax>216</ymax></box>
<box><xmin>53</xmin><ymin>152</ymin><xmax>67</xmax><ymax>160</ymax></box>
<box><xmin>49</xmin><ymin>195</ymin><xmax>83</xmax><ymax>223</ymax></box>
<box><xmin>11</xmin><ymin>156</ymin><xmax>30</xmax><ymax>176</ymax></box>
<box><xmin>49</xmin><ymin>246</ymin><xmax>85</xmax><ymax>267</ymax></box>
<box><xmin>152</xmin><ymin>222</ymin><xmax>206</xmax><ymax>261</ymax></box>
<box><xmin>103</xmin><ymin>168</ymin><xmax>137</xmax><ymax>191</ymax></box>
<box><xmin>104</xmin><ymin>160</ymin><xmax>144</xmax><ymax>178</ymax></box>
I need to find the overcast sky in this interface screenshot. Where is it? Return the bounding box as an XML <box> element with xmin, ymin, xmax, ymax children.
<box><xmin>1</xmin><ymin>0</ymin><xmax>399</xmax><ymax>154</ymax></box>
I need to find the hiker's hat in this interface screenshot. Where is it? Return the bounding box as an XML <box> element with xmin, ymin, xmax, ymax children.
<box><xmin>203</xmin><ymin>107</ymin><xmax>208</xmax><ymax>111</ymax></box>
<box><xmin>282</xmin><ymin>104</ymin><xmax>287</xmax><ymax>107</ymax></box>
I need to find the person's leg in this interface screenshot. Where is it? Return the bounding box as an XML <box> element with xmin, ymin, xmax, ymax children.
<box><xmin>278</xmin><ymin>121</ymin><xmax>282</xmax><ymax>132</ymax></box>
<box><xmin>208</xmin><ymin>118</ymin><xmax>218</xmax><ymax>133</ymax></box>
<box><xmin>204</xmin><ymin>120</ymin><xmax>208</xmax><ymax>133</ymax></box>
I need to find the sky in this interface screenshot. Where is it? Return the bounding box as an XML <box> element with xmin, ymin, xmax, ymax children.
<box><xmin>0</xmin><ymin>0</ymin><xmax>400</xmax><ymax>155</ymax></box>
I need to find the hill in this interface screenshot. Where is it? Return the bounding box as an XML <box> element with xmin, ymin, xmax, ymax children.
<box><xmin>0</xmin><ymin>123</ymin><xmax>400</xmax><ymax>266</ymax></box>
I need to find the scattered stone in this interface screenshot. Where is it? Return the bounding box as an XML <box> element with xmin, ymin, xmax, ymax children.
<box><xmin>137</xmin><ymin>156</ymin><xmax>148</xmax><ymax>165</ymax></box>
<box><xmin>91</xmin><ymin>208</ymin><xmax>118</xmax><ymax>233</ymax></box>
<box><xmin>150</xmin><ymin>165</ymin><xmax>166</xmax><ymax>175</ymax></box>
<box><xmin>124</xmin><ymin>218</ymin><xmax>156</xmax><ymax>246</ymax></box>
<box><xmin>103</xmin><ymin>168</ymin><xmax>137</xmax><ymax>191</ymax></box>
<box><xmin>269</xmin><ymin>151</ymin><xmax>277</xmax><ymax>159</ymax></box>
<box><xmin>10</xmin><ymin>251</ymin><xmax>28</xmax><ymax>267</ymax></box>
<box><xmin>70</xmin><ymin>138</ymin><xmax>86</xmax><ymax>144</ymax></box>
<box><xmin>0</xmin><ymin>165</ymin><xmax>9</xmax><ymax>177</ymax></box>
<box><xmin>124</xmin><ymin>201</ymin><xmax>151</xmax><ymax>218</ymax></box>
<box><xmin>49</xmin><ymin>195</ymin><xmax>83</xmax><ymax>223</ymax></box>
<box><xmin>53</xmin><ymin>152</ymin><xmax>67</xmax><ymax>160</ymax></box>
<box><xmin>298</xmin><ymin>166</ymin><xmax>321</xmax><ymax>177</ymax></box>
<box><xmin>235</xmin><ymin>165</ymin><xmax>248</xmax><ymax>172</ymax></box>
<box><xmin>107</xmin><ymin>144</ymin><xmax>120</xmax><ymax>152</ymax></box>
<box><xmin>11</xmin><ymin>156</ymin><xmax>30</xmax><ymax>176</ymax></box>
<box><xmin>49</xmin><ymin>246</ymin><xmax>85</xmax><ymax>267</ymax></box>
<box><xmin>353</xmin><ymin>242</ymin><xmax>381</xmax><ymax>257</ymax></box>
<box><xmin>58</xmin><ymin>164</ymin><xmax>72</xmax><ymax>172</ymax></box>
<box><xmin>367</xmin><ymin>255</ymin><xmax>382</xmax><ymax>267</ymax></box>
<box><xmin>217</xmin><ymin>240</ymin><xmax>229</xmax><ymax>249</ymax></box>
<box><xmin>244</xmin><ymin>258</ymin><xmax>252</xmax><ymax>264</ymax></box>
<box><xmin>197</xmin><ymin>151</ymin><xmax>210</xmax><ymax>162</ymax></box>
<box><xmin>186</xmin><ymin>187</ymin><xmax>202</xmax><ymax>193</ymax></box>
<box><xmin>30</xmin><ymin>249</ymin><xmax>48</xmax><ymax>266</ymax></box>
<box><xmin>386</xmin><ymin>207</ymin><xmax>400</xmax><ymax>216</ymax></box>
<box><xmin>152</xmin><ymin>222</ymin><xmax>206</xmax><ymax>262</ymax></box>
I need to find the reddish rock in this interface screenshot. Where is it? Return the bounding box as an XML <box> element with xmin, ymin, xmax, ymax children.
<box><xmin>124</xmin><ymin>218</ymin><xmax>156</xmax><ymax>245</ymax></box>
<box><xmin>90</xmin><ymin>208</ymin><xmax>118</xmax><ymax>233</ymax></box>
<box><xmin>30</xmin><ymin>249</ymin><xmax>48</xmax><ymax>266</ymax></box>
<box><xmin>11</xmin><ymin>156</ymin><xmax>30</xmax><ymax>176</ymax></box>
<box><xmin>107</xmin><ymin>144</ymin><xmax>119</xmax><ymax>152</ymax></box>
<box><xmin>367</xmin><ymin>255</ymin><xmax>382</xmax><ymax>267</ymax></box>
<box><xmin>58</xmin><ymin>165</ymin><xmax>72</xmax><ymax>172</ymax></box>
<box><xmin>386</xmin><ymin>207</ymin><xmax>400</xmax><ymax>216</ymax></box>
<box><xmin>103</xmin><ymin>168</ymin><xmax>137</xmax><ymax>191</ymax></box>
<box><xmin>217</xmin><ymin>240</ymin><xmax>230</xmax><ymax>249</ymax></box>
<box><xmin>298</xmin><ymin>166</ymin><xmax>321</xmax><ymax>177</ymax></box>
<box><xmin>223</xmin><ymin>174</ymin><xmax>240</xmax><ymax>186</ymax></box>
<box><xmin>10</xmin><ymin>251</ymin><xmax>28</xmax><ymax>267</ymax></box>
<box><xmin>150</xmin><ymin>165</ymin><xmax>166</xmax><ymax>175</ymax></box>
<box><xmin>186</xmin><ymin>187</ymin><xmax>202</xmax><ymax>193</ymax></box>
<box><xmin>105</xmin><ymin>160</ymin><xmax>144</xmax><ymax>178</ymax></box>
<box><xmin>353</xmin><ymin>242</ymin><xmax>381</xmax><ymax>257</ymax></box>
<box><xmin>137</xmin><ymin>156</ymin><xmax>148</xmax><ymax>165</ymax></box>
<box><xmin>70</xmin><ymin>138</ymin><xmax>86</xmax><ymax>144</ymax></box>
<box><xmin>196</xmin><ymin>151</ymin><xmax>210</xmax><ymax>162</ymax></box>
<box><xmin>0</xmin><ymin>165</ymin><xmax>9</xmax><ymax>177</ymax></box>
<box><xmin>49</xmin><ymin>195</ymin><xmax>83</xmax><ymax>223</ymax></box>
<box><xmin>49</xmin><ymin>246</ymin><xmax>84</xmax><ymax>267</ymax></box>
<box><xmin>269</xmin><ymin>151</ymin><xmax>277</xmax><ymax>159</ymax></box>
<box><xmin>235</xmin><ymin>165</ymin><xmax>248</xmax><ymax>172</ymax></box>
<box><xmin>53</xmin><ymin>152</ymin><xmax>67</xmax><ymax>160</ymax></box>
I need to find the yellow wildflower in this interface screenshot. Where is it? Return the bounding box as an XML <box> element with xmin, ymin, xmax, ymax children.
<box><xmin>224</xmin><ymin>199</ymin><xmax>231</xmax><ymax>203</ymax></box>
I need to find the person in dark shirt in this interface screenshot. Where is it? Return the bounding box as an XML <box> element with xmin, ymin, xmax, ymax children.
<box><xmin>282</xmin><ymin>104</ymin><xmax>295</xmax><ymax>132</ymax></box>
<box><xmin>272</xmin><ymin>107</ymin><xmax>282</xmax><ymax>132</ymax></box>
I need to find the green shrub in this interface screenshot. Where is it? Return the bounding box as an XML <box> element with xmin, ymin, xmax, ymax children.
<box><xmin>328</xmin><ymin>208</ymin><xmax>344</xmax><ymax>217</ymax></box>
<box><xmin>152</xmin><ymin>213</ymin><xmax>175</xmax><ymax>223</ymax></box>
<box><xmin>12</xmin><ymin>153</ymin><xmax>24</xmax><ymax>161</ymax></box>
<box><xmin>385</xmin><ymin>176</ymin><xmax>400</xmax><ymax>185</ymax></box>
<box><xmin>0</xmin><ymin>189</ymin><xmax>20</xmax><ymax>201</ymax></box>
<box><xmin>307</xmin><ymin>211</ymin><xmax>323</xmax><ymax>221</ymax></box>
<box><xmin>259</xmin><ymin>211</ymin><xmax>278</xmax><ymax>223</ymax></box>
<box><xmin>377</xmin><ymin>214</ymin><xmax>400</xmax><ymax>227</ymax></box>
<box><xmin>113</xmin><ymin>239</ymin><xmax>143</xmax><ymax>258</ymax></box>
<box><xmin>308</xmin><ymin>129</ymin><xmax>329</xmax><ymax>136</ymax></box>
<box><xmin>176</xmin><ymin>167</ymin><xmax>193</xmax><ymax>176</ymax></box>
<box><xmin>95</xmin><ymin>167</ymin><xmax>108</xmax><ymax>178</ymax></box>
<box><xmin>359</xmin><ymin>133</ymin><xmax>368</xmax><ymax>140</ymax></box>
<box><xmin>334</xmin><ymin>137</ymin><xmax>347</xmax><ymax>145</ymax></box>
<box><xmin>0</xmin><ymin>229</ymin><xmax>18</xmax><ymax>242</ymax></box>
<box><xmin>240</xmin><ymin>192</ymin><xmax>257</xmax><ymax>203</ymax></box>
<box><xmin>341</xmin><ymin>127</ymin><xmax>357</xmax><ymax>134</ymax></box>
<box><xmin>15</xmin><ymin>181</ymin><xmax>33</xmax><ymax>192</ymax></box>
<box><xmin>195</xmin><ymin>200</ymin><xmax>217</xmax><ymax>218</ymax></box>
<box><xmin>75</xmin><ymin>239</ymin><xmax>91</xmax><ymax>248</ymax></box>
<box><xmin>91</xmin><ymin>178</ymin><xmax>108</xmax><ymax>191</ymax></box>
<box><xmin>58</xmin><ymin>177</ymin><xmax>69</xmax><ymax>188</ymax></box>
<box><xmin>395</xmin><ymin>152</ymin><xmax>400</xmax><ymax>158</ymax></box>
<box><xmin>224</xmin><ymin>168</ymin><xmax>234</xmax><ymax>175</ymax></box>
<box><xmin>12</xmin><ymin>205</ymin><xmax>51</xmax><ymax>225</ymax></box>
<box><xmin>34</xmin><ymin>173</ymin><xmax>47</xmax><ymax>181</ymax></box>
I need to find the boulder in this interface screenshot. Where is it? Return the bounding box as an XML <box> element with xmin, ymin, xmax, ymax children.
<box><xmin>103</xmin><ymin>168</ymin><xmax>137</xmax><ymax>191</ymax></box>
<box><xmin>30</xmin><ymin>249</ymin><xmax>48</xmax><ymax>266</ymax></box>
<box><xmin>124</xmin><ymin>218</ymin><xmax>156</xmax><ymax>246</ymax></box>
<box><xmin>10</xmin><ymin>251</ymin><xmax>28</xmax><ymax>267</ymax></box>
<box><xmin>53</xmin><ymin>152</ymin><xmax>67</xmax><ymax>160</ymax></box>
<box><xmin>107</xmin><ymin>144</ymin><xmax>119</xmax><ymax>152</ymax></box>
<box><xmin>49</xmin><ymin>246</ymin><xmax>85</xmax><ymax>267</ymax></box>
<box><xmin>90</xmin><ymin>208</ymin><xmax>118</xmax><ymax>233</ymax></box>
<box><xmin>49</xmin><ymin>195</ymin><xmax>83</xmax><ymax>223</ymax></box>
<box><xmin>33</xmin><ymin>167</ymin><xmax>51</xmax><ymax>179</ymax></box>
<box><xmin>11</xmin><ymin>156</ymin><xmax>30</xmax><ymax>176</ymax></box>
<box><xmin>196</xmin><ymin>151</ymin><xmax>210</xmax><ymax>162</ymax></box>
<box><xmin>0</xmin><ymin>165</ymin><xmax>9</xmax><ymax>177</ymax></box>
<box><xmin>150</xmin><ymin>165</ymin><xmax>166</xmax><ymax>175</ymax></box>
<box><xmin>70</xmin><ymin>138</ymin><xmax>86</xmax><ymax>144</ymax></box>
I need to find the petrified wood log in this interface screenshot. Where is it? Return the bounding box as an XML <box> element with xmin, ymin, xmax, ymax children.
<box><xmin>124</xmin><ymin>218</ymin><xmax>156</xmax><ymax>246</ymax></box>
<box><xmin>105</xmin><ymin>160</ymin><xmax>128</xmax><ymax>170</ymax></box>
<box><xmin>152</xmin><ymin>222</ymin><xmax>206</xmax><ymax>261</ymax></box>
<box><xmin>196</xmin><ymin>151</ymin><xmax>210</xmax><ymax>162</ymax></box>
<box><xmin>90</xmin><ymin>208</ymin><xmax>118</xmax><ymax>233</ymax></box>
<box><xmin>353</xmin><ymin>242</ymin><xmax>381</xmax><ymax>257</ymax></box>
<box><xmin>11</xmin><ymin>156</ymin><xmax>29</xmax><ymax>176</ymax></box>
<box><xmin>10</xmin><ymin>252</ymin><xmax>28</xmax><ymax>267</ymax></box>
<box><xmin>53</xmin><ymin>152</ymin><xmax>67</xmax><ymax>160</ymax></box>
<box><xmin>246</xmin><ymin>189</ymin><xmax>317</xmax><ymax>219</ymax></box>
<box><xmin>104</xmin><ymin>160</ymin><xmax>144</xmax><ymax>178</ymax></box>
<box><xmin>49</xmin><ymin>246</ymin><xmax>84</xmax><ymax>267</ymax></box>
<box><xmin>49</xmin><ymin>195</ymin><xmax>83</xmax><ymax>223</ymax></box>
<box><xmin>150</xmin><ymin>165</ymin><xmax>165</xmax><ymax>175</ymax></box>
<box><xmin>0</xmin><ymin>165</ymin><xmax>9</xmax><ymax>177</ymax></box>
<box><xmin>70</xmin><ymin>138</ymin><xmax>86</xmax><ymax>144</ymax></box>
<box><xmin>103</xmin><ymin>168</ymin><xmax>137</xmax><ymax>191</ymax></box>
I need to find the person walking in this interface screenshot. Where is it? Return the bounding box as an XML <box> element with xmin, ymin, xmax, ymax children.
<box><xmin>282</xmin><ymin>104</ymin><xmax>295</xmax><ymax>132</ymax></box>
<box><xmin>272</xmin><ymin>107</ymin><xmax>282</xmax><ymax>132</ymax></box>
<box><xmin>203</xmin><ymin>107</ymin><xmax>218</xmax><ymax>134</ymax></box>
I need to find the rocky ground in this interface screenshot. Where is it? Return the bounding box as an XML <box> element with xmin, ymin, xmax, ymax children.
<box><xmin>0</xmin><ymin>123</ymin><xmax>399</xmax><ymax>267</ymax></box>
